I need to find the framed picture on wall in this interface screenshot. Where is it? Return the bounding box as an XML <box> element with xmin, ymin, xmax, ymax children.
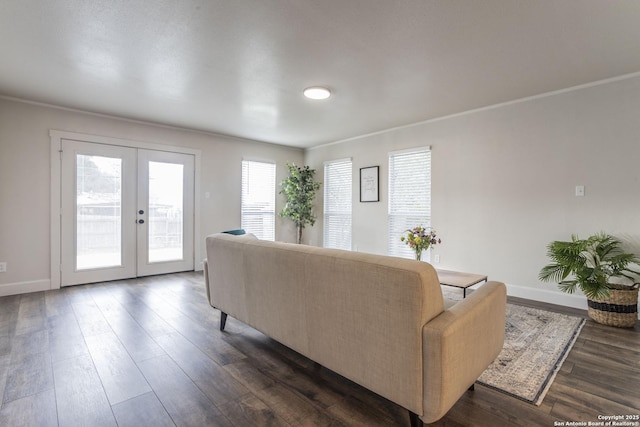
<box><xmin>360</xmin><ymin>166</ymin><xmax>379</xmax><ymax>202</ymax></box>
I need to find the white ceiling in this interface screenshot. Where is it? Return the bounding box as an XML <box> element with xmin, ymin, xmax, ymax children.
<box><xmin>1</xmin><ymin>1</ymin><xmax>640</xmax><ymax>149</ymax></box>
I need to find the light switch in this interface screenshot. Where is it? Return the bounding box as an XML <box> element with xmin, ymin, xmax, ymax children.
<box><xmin>575</xmin><ymin>185</ymin><xmax>585</xmax><ymax>197</ymax></box>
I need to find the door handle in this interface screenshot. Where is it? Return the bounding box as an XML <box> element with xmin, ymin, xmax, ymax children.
<box><xmin>138</xmin><ymin>219</ymin><xmax>145</xmax><ymax>224</ymax></box>
<box><xmin>138</xmin><ymin>210</ymin><xmax>144</xmax><ymax>215</ymax></box>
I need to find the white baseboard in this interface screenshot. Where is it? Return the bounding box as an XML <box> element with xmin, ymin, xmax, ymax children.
<box><xmin>0</xmin><ymin>279</ymin><xmax>51</xmax><ymax>297</ymax></box>
<box><xmin>505</xmin><ymin>283</ymin><xmax>588</xmax><ymax>310</ymax></box>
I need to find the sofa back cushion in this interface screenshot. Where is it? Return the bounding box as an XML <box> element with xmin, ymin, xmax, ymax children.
<box><xmin>206</xmin><ymin>233</ymin><xmax>445</xmax><ymax>413</ymax></box>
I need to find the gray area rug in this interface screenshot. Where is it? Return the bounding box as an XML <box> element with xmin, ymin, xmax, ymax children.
<box><xmin>443</xmin><ymin>288</ymin><xmax>585</xmax><ymax>405</ymax></box>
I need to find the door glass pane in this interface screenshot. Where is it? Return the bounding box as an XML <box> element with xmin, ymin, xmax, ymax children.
<box><xmin>148</xmin><ymin>161</ymin><xmax>184</xmax><ymax>263</ymax></box>
<box><xmin>76</xmin><ymin>154</ymin><xmax>122</xmax><ymax>270</ymax></box>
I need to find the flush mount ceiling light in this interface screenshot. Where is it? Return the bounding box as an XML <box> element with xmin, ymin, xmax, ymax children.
<box><xmin>303</xmin><ymin>86</ymin><xmax>331</xmax><ymax>100</ymax></box>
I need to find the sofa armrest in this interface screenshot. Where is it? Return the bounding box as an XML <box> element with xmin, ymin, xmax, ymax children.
<box><xmin>421</xmin><ymin>281</ymin><xmax>506</xmax><ymax>423</ymax></box>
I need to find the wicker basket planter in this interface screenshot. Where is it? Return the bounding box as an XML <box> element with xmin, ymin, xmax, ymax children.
<box><xmin>587</xmin><ymin>284</ymin><xmax>639</xmax><ymax>328</ymax></box>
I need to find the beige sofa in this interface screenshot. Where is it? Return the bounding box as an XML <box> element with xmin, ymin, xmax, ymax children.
<box><xmin>204</xmin><ymin>233</ymin><xmax>506</xmax><ymax>425</ymax></box>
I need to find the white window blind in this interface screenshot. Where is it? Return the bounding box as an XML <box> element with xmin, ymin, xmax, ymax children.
<box><xmin>323</xmin><ymin>159</ymin><xmax>352</xmax><ymax>250</ymax></box>
<box><xmin>388</xmin><ymin>148</ymin><xmax>431</xmax><ymax>259</ymax></box>
<box><xmin>241</xmin><ymin>160</ymin><xmax>275</xmax><ymax>241</ymax></box>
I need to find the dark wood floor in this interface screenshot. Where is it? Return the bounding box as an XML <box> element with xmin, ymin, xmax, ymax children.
<box><xmin>0</xmin><ymin>272</ymin><xmax>638</xmax><ymax>427</ymax></box>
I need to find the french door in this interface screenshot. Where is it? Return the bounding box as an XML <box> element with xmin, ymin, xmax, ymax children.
<box><xmin>60</xmin><ymin>140</ymin><xmax>194</xmax><ymax>286</ymax></box>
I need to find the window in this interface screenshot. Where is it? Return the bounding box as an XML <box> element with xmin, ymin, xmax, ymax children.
<box><xmin>323</xmin><ymin>158</ymin><xmax>352</xmax><ymax>250</ymax></box>
<box><xmin>241</xmin><ymin>160</ymin><xmax>276</xmax><ymax>241</ymax></box>
<box><xmin>388</xmin><ymin>147</ymin><xmax>431</xmax><ymax>259</ymax></box>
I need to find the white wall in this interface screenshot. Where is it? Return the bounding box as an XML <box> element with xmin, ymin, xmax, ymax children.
<box><xmin>0</xmin><ymin>97</ymin><xmax>304</xmax><ymax>295</ymax></box>
<box><xmin>3</xmin><ymin>75</ymin><xmax>640</xmax><ymax>307</ymax></box>
<box><xmin>305</xmin><ymin>75</ymin><xmax>640</xmax><ymax>309</ymax></box>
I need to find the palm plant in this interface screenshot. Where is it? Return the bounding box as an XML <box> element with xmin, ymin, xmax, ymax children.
<box><xmin>539</xmin><ymin>233</ymin><xmax>640</xmax><ymax>300</ymax></box>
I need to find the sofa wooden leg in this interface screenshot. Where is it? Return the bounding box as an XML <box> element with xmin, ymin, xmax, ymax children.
<box><xmin>409</xmin><ymin>411</ymin><xmax>423</xmax><ymax>427</ymax></box>
<box><xmin>220</xmin><ymin>312</ymin><xmax>228</xmax><ymax>331</ymax></box>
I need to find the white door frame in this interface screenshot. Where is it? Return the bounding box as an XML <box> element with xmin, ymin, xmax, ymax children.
<box><xmin>50</xmin><ymin>130</ymin><xmax>202</xmax><ymax>290</ymax></box>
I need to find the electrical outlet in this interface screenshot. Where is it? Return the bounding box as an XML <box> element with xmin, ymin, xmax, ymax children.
<box><xmin>434</xmin><ymin>254</ymin><xmax>440</xmax><ymax>263</ymax></box>
<box><xmin>0</xmin><ymin>262</ymin><xmax>6</xmax><ymax>273</ymax></box>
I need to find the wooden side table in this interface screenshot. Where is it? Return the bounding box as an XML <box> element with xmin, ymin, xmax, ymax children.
<box><xmin>436</xmin><ymin>269</ymin><xmax>488</xmax><ymax>298</ymax></box>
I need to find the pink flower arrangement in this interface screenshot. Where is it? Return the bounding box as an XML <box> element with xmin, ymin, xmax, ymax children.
<box><xmin>400</xmin><ymin>226</ymin><xmax>441</xmax><ymax>261</ymax></box>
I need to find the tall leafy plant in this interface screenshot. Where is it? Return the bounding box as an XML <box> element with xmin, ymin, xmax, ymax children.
<box><xmin>279</xmin><ymin>163</ymin><xmax>321</xmax><ymax>244</ymax></box>
<box><xmin>539</xmin><ymin>233</ymin><xmax>640</xmax><ymax>300</ymax></box>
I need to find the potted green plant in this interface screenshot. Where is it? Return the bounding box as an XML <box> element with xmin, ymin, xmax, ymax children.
<box><xmin>279</xmin><ymin>162</ymin><xmax>321</xmax><ymax>244</ymax></box>
<box><xmin>539</xmin><ymin>233</ymin><xmax>640</xmax><ymax>327</ymax></box>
